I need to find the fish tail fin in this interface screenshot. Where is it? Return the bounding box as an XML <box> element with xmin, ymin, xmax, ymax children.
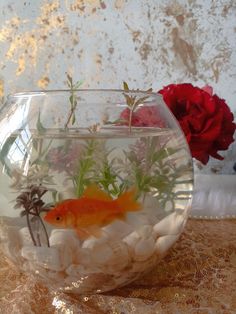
<box><xmin>116</xmin><ymin>188</ymin><xmax>141</xmax><ymax>213</ymax></box>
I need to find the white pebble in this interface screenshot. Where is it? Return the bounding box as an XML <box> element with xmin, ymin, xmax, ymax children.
<box><xmin>155</xmin><ymin>234</ymin><xmax>180</xmax><ymax>256</ymax></box>
<box><xmin>50</xmin><ymin>229</ymin><xmax>81</xmax><ymax>267</ymax></box>
<box><xmin>76</xmin><ymin>248</ymin><xmax>91</xmax><ymax>265</ymax></box>
<box><xmin>103</xmin><ymin>241</ymin><xmax>131</xmax><ymax>272</ymax></box>
<box><xmin>125</xmin><ymin>213</ymin><xmax>150</xmax><ymax>227</ymax></box>
<box><xmin>134</xmin><ymin>237</ymin><xmax>155</xmax><ymax>261</ymax></box>
<box><xmin>90</xmin><ymin>243</ymin><xmax>114</xmax><ymax>264</ymax></box>
<box><xmin>102</xmin><ymin>220</ymin><xmax>134</xmax><ymax>239</ymax></box>
<box><xmin>136</xmin><ymin>225</ymin><xmax>153</xmax><ymax>238</ymax></box>
<box><xmin>123</xmin><ymin>231</ymin><xmax>140</xmax><ymax>249</ymax></box>
<box><xmin>153</xmin><ymin>212</ymin><xmax>186</xmax><ymax>237</ymax></box>
<box><xmin>50</xmin><ymin>229</ymin><xmax>80</xmax><ymax>249</ymax></box>
<box><xmin>21</xmin><ymin>245</ymin><xmax>71</xmax><ymax>272</ymax></box>
<box><xmin>80</xmin><ymin>239</ymin><xmax>131</xmax><ymax>273</ymax></box>
<box><xmin>82</xmin><ymin>237</ymin><xmax>108</xmax><ymax>249</ymax></box>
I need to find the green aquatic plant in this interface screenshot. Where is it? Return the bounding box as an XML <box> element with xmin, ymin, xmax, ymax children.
<box><xmin>93</xmin><ymin>152</ymin><xmax>130</xmax><ymax>198</ymax></box>
<box><xmin>58</xmin><ymin>138</ymin><xmax>129</xmax><ymax>199</ymax></box>
<box><xmin>121</xmin><ymin>137</ymin><xmax>192</xmax><ymax>210</ymax></box>
<box><xmin>53</xmin><ymin>134</ymin><xmax>190</xmax><ymax>209</ymax></box>
<box><xmin>73</xmin><ymin>139</ymin><xmax>97</xmax><ymax>197</ymax></box>
<box><xmin>64</xmin><ymin>74</ymin><xmax>83</xmax><ymax>129</ymax></box>
<box><xmin>95</xmin><ymin>160</ymin><xmax>122</xmax><ymax>197</ymax></box>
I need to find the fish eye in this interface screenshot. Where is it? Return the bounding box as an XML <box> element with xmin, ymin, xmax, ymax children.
<box><xmin>56</xmin><ymin>216</ymin><xmax>61</xmax><ymax>221</ymax></box>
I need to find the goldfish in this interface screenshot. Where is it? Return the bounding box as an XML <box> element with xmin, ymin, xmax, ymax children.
<box><xmin>44</xmin><ymin>185</ymin><xmax>141</xmax><ymax>239</ymax></box>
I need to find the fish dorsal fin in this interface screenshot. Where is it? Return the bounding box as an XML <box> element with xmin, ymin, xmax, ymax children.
<box><xmin>82</xmin><ymin>184</ymin><xmax>112</xmax><ymax>201</ymax></box>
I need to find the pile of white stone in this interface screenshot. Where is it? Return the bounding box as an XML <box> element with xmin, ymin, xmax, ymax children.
<box><xmin>0</xmin><ymin>211</ymin><xmax>187</xmax><ymax>293</ymax></box>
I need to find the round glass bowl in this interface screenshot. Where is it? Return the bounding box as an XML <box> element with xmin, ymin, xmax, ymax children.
<box><xmin>0</xmin><ymin>89</ymin><xmax>193</xmax><ymax>294</ymax></box>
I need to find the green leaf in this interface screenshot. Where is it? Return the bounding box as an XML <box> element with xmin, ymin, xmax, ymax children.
<box><xmin>151</xmin><ymin>148</ymin><xmax>177</xmax><ymax>163</ymax></box>
<box><xmin>135</xmin><ymin>95</ymin><xmax>150</xmax><ymax>105</ymax></box>
<box><xmin>66</xmin><ymin>73</ymin><xmax>73</xmax><ymax>86</ymax></box>
<box><xmin>74</xmin><ymin>80</ymin><xmax>84</xmax><ymax>89</ymax></box>
<box><xmin>64</xmin><ymin>75</ymin><xmax>84</xmax><ymax>128</ymax></box>
<box><xmin>72</xmin><ymin>113</ymin><xmax>76</xmax><ymax>125</ymax></box>
<box><xmin>123</xmin><ymin>81</ymin><xmax>129</xmax><ymax>91</ymax></box>
<box><xmin>37</xmin><ymin>112</ymin><xmax>46</xmax><ymax>135</ymax></box>
<box><xmin>69</xmin><ymin>95</ymin><xmax>74</xmax><ymax>105</ymax></box>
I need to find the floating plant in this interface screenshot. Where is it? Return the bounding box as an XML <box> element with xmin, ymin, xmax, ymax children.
<box><xmin>64</xmin><ymin>74</ymin><xmax>83</xmax><ymax>129</ymax></box>
<box><xmin>123</xmin><ymin>82</ymin><xmax>152</xmax><ymax>132</ymax></box>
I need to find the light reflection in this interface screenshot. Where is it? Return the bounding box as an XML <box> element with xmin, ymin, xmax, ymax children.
<box><xmin>0</xmin><ymin>98</ymin><xmax>30</xmax><ymax>149</ymax></box>
<box><xmin>52</xmin><ymin>296</ymin><xmax>74</xmax><ymax>313</ymax></box>
<box><xmin>0</xmin><ymin>96</ymin><xmax>32</xmax><ymax>174</ymax></box>
<box><xmin>6</xmin><ymin>126</ymin><xmax>33</xmax><ymax>175</ymax></box>
<box><xmin>71</xmin><ymin>275</ymin><xmax>89</xmax><ymax>288</ymax></box>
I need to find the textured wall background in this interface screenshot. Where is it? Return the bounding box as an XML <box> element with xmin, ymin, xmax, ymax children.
<box><xmin>0</xmin><ymin>0</ymin><xmax>236</xmax><ymax>170</ymax></box>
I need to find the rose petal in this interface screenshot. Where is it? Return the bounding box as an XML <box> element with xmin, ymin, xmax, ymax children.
<box><xmin>158</xmin><ymin>83</ymin><xmax>236</xmax><ymax>163</ymax></box>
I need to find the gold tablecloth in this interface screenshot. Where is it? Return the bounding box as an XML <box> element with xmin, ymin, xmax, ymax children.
<box><xmin>0</xmin><ymin>219</ymin><xmax>236</xmax><ymax>313</ymax></box>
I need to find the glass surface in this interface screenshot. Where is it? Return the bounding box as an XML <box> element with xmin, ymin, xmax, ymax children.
<box><xmin>0</xmin><ymin>89</ymin><xmax>193</xmax><ymax>293</ymax></box>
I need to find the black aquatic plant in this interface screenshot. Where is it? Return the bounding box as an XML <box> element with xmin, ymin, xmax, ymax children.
<box><xmin>14</xmin><ymin>185</ymin><xmax>50</xmax><ymax>247</ymax></box>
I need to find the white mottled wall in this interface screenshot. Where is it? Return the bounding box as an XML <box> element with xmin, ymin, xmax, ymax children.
<box><xmin>0</xmin><ymin>0</ymin><xmax>236</xmax><ymax>169</ymax></box>
<box><xmin>0</xmin><ymin>1</ymin><xmax>235</xmax><ymax>106</ymax></box>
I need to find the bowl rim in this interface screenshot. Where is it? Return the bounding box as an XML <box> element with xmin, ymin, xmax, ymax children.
<box><xmin>7</xmin><ymin>89</ymin><xmax>162</xmax><ymax>99</ymax></box>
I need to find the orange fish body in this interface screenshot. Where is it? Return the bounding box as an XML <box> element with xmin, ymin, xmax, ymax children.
<box><xmin>44</xmin><ymin>185</ymin><xmax>141</xmax><ymax>238</ymax></box>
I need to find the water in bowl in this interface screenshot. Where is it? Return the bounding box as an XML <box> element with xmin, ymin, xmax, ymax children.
<box><xmin>0</xmin><ymin>127</ymin><xmax>193</xmax><ymax>293</ymax></box>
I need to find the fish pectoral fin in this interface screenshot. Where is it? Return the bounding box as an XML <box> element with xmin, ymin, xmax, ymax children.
<box><xmin>76</xmin><ymin>228</ymin><xmax>91</xmax><ymax>240</ymax></box>
<box><xmin>116</xmin><ymin>212</ymin><xmax>126</xmax><ymax>221</ymax></box>
<box><xmin>86</xmin><ymin>225</ymin><xmax>103</xmax><ymax>238</ymax></box>
<box><xmin>82</xmin><ymin>184</ymin><xmax>112</xmax><ymax>201</ymax></box>
<box><xmin>76</xmin><ymin>226</ymin><xmax>103</xmax><ymax>239</ymax></box>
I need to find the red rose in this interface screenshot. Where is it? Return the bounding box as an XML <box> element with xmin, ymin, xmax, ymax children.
<box><xmin>159</xmin><ymin>83</ymin><xmax>236</xmax><ymax>164</ymax></box>
<box><xmin>120</xmin><ymin>106</ymin><xmax>165</xmax><ymax>127</ymax></box>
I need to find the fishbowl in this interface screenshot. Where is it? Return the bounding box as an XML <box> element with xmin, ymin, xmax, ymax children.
<box><xmin>0</xmin><ymin>89</ymin><xmax>193</xmax><ymax>294</ymax></box>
